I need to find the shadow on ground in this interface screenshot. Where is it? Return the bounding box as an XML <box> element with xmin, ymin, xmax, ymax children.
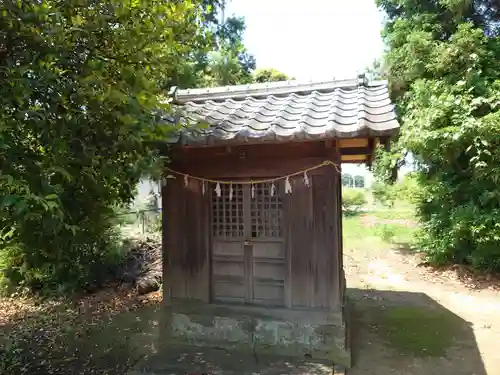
<box><xmin>1</xmin><ymin>288</ymin><xmax>486</xmax><ymax>375</ymax></box>
<box><xmin>346</xmin><ymin>288</ymin><xmax>486</xmax><ymax>375</ymax></box>
<box><xmin>129</xmin><ymin>288</ymin><xmax>485</xmax><ymax>375</ymax></box>
<box><xmin>392</xmin><ymin>241</ymin><xmax>416</xmax><ymax>256</ymax></box>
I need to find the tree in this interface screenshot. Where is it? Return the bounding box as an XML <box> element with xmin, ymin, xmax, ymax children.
<box><xmin>165</xmin><ymin>11</ymin><xmax>258</xmax><ymax>88</ymax></box>
<box><xmin>342</xmin><ymin>174</ymin><xmax>354</xmax><ymax>188</ymax></box>
<box><xmin>354</xmin><ymin>175</ymin><xmax>365</xmax><ymax>188</ymax></box>
<box><xmin>365</xmin><ymin>59</ymin><xmax>386</xmax><ymax>81</ymax></box>
<box><xmin>0</xmin><ymin>0</ymin><xmax>224</xmax><ymax>292</ymax></box>
<box><xmin>377</xmin><ymin>0</ymin><xmax>500</xmax><ymax>271</ymax></box>
<box><xmin>203</xmin><ymin>15</ymin><xmax>256</xmax><ymax>86</ymax></box>
<box><xmin>254</xmin><ymin>68</ymin><xmax>291</xmax><ymax>83</ymax></box>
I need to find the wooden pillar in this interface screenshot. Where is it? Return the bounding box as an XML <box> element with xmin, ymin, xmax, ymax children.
<box><xmin>161</xmin><ymin>178</ymin><xmax>172</xmax><ymax>306</ymax></box>
<box><xmin>333</xmin><ymin>141</ymin><xmax>344</xmax><ymax>307</ymax></box>
<box><xmin>366</xmin><ymin>137</ymin><xmax>375</xmax><ymax>167</ymax></box>
<box><xmin>318</xmin><ymin>140</ymin><xmax>344</xmax><ymax>310</ymax></box>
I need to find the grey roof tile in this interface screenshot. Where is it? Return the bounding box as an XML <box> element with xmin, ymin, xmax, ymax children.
<box><xmin>168</xmin><ymin>77</ymin><xmax>399</xmax><ymax>145</ymax></box>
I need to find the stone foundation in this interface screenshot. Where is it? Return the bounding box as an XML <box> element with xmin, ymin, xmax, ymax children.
<box><xmin>160</xmin><ymin>301</ymin><xmax>351</xmax><ymax>368</ymax></box>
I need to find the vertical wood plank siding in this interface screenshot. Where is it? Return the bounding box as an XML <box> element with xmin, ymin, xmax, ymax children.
<box><xmin>163</xmin><ymin>155</ymin><xmax>342</xmax><ymax>311</ymax></box>
<box><xmin>285</xmin><ymin>168</ymin><xmax>340</xmax><ymax>310</ymax></box>
<box><xmin>286</xmin><ymin>175</ymin><xmax>314</xmax><ymax>308</ymax></box>
<box><xmin>162</xmin><ymin>177</ymin><xmax>210</xmax><ymax>302</ymax></box>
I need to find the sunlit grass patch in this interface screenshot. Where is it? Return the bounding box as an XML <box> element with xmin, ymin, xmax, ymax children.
<box><xmin>378</xmin><ymin>306</ymin><xmax>461</xmax><ymax>357</ymax></box>
<box><xmin>343</xmin><ymin>204</ymin><xmax>418</xmax><ymax>250</ymax></box>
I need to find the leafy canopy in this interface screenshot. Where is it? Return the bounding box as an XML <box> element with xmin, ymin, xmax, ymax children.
<box><xmin>254</xmin><ymin>68</ymin><xmax>291</xmax><ymax>83</ymax></box>
<box><xmin>0</xmin><ymin>0</ymin><xmax>294</xmax><ymax>293</ymax></box>
<box><xmin>377</xmin><ymin>0</ymin><xmax>500</xmax><ymax>270</ymax></box>
<box><xmin>0</xmin><ymin>0</ymin><xmax>224</xmax><ymax>292</ymax></box>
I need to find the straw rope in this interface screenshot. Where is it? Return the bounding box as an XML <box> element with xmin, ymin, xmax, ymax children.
<box><xmin>163</xmin><ymin>160</ymin><xmax>341</xmax><ymax>185</ymax></box>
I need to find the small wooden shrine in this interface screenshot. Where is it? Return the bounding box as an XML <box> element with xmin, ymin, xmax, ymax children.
<box><xmin>160</xmin><ymin>74</ymin><xmax>399</xmax><ymax>369</ymax></box>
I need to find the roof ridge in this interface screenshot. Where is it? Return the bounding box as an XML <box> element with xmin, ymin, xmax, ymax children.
<box><xmin>171</xmin><ymin>75</ymin><xmax>388</xmax><ymax>104</ymax></box>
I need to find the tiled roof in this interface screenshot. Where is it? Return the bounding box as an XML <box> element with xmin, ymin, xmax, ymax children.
<box><xmin>168</xmin><ymin>76</ymin><xmax>399</xmax><ymax>146</ymax></box>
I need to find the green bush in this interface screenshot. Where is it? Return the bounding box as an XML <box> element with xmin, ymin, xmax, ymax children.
<box><xmin>393</xmin><ymin>173</ymin><xmax>422</xmax><ymax>204</ymax></box>
<box><xmin>342</xmin><ymin>188</ymin><xmax>367</xmax><ymax>214</ymax></box>
<box><xmin>0</xmin><ymin>213</ymin><xmax>127</xmax><ymax>295</ymax></box>
<box><xmin>372</xmin><ymin>173</ymin><xmax>423</xmax><ymax>207</ymax></box>
<box><xmin>374</xmin><ymin>0</ymin><xmax>500</xmax><ymax>273</ymax></box>
<box><xmin>372</xmin><ymin>182</ymin><xmax>396</xmax><ymax>207</ymax></box>
<box><xmin>416</xmin><ymin>201</ymin><xmax>500</xmax><ymax>272</ymax></box>
<box><xmin>376</xmin><ymin>224</ymin><xmax>397</xmax><ymax>243</ymax></box>
<box><xmin>0</xmin><ymin>0</ymin><xmax>212</xmax><ymax>295</ymax></box>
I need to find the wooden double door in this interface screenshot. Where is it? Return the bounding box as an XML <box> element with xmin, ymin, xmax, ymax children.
<box><xmin>210</xmin><ymin>182</ymin><xmax>286</xmax><ymax>307</ymax></box>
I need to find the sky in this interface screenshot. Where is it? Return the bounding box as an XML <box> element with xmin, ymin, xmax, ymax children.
<box><xmin>224</xmin><ymin>0</ymin><xmax>388</xmax><ymax>177</ymax></box>
<box><xmin>225</xmin><ymin>0</ymin><xmax>385</xmax><ymax>81</ymax></box>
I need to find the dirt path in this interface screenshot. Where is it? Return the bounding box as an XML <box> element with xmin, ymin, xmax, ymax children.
<box><xmin>344</xmin><ymin>244</ymin><xmax>500</xmax><ymax>375</ymax></box>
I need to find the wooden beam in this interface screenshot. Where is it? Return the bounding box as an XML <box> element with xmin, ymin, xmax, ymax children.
<box><xmin>338</xmin><ymin>138</ymin><xmax>369</xmax><ymax>148</ymax></box>
<box><xmin>171</xmin><ymin>156</ymin><xmax>331</xmax><ymax>178</ymax></box>
<box><xmin>340</xmin><ymin>146</ymin><xmax>371</xmax><ymax>156</ymax></box>
<box><xmin>341</xmin><ymin>155</ymin><xmax>366</xmax><ymax>162</ymax></box>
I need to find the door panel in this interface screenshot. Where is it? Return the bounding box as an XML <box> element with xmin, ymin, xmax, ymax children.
<box><xmin>253</xmin><ymin>260</ymin><xmax>285</xmax><ymax>280</ymax></box>
<box><xmin>252</xmin><ymin>242</ymin><xmax>284</xmax><ymax>259</ymax></box>
<box><xmin>213</xmin><ymin>256</ymin><xmax>245</xmax><ymax>278</ymax></box>
<box><xmin>250</xmin><ymin>183</ymin><xmax>285</xmax><ymax>306</ymax></box>
<box><xmin>213</xmin><ymin>241</ymin><xmax>244</xmax><ymax>256</ymax></box>
<box><xmin>211</xmin><ymin>184</ymin><xmax>245</xmax><ymax>302</ymax></box>
<box><xmin>210</xmin><ymin>182</ymin><xmax>286</xmax><ymax>306</ymax></box>
<box><xmin>213</xmin><ymin>280</ymin><xmax>246</xmax><ymax>303</ymax></box>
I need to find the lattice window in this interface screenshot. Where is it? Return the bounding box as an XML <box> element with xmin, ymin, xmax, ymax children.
<box><xmin>211</xmin><ymin>184</ymin><xmax>244</xmax><ymax>238</ymax></box>
<box><xmin>251</xmin><ymin>182</ymin><xmax>283</xmax><ymax>239</ymax></box>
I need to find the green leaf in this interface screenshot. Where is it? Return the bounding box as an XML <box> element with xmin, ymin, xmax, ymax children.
<box><xmin>1</xmin><ymin>195</ymin><xmax>19</xmax><ymax>208</ymax></box>
<box><xmin>46</xmin><ymin>201</ymin><xmax>59</xmax><ymax>211</ymax></box>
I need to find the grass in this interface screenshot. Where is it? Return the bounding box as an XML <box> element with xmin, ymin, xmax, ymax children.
<box><xmin>350</xmin><ymin>297</ymin><xmax>465</xmax><ymax>360</ymax></box>
<box><xmin>343</xmin><ymin>203</ymin><xmax>418</xmax><ymax>250</ymax></box>
<box><xmin>379</xmin><ymin>306</ymin><xmax>460</xmax><ymax>357</ymax></box>
<box><xmin>345</xmin><ymin>203</ymin><xmax>465</xmax><ymax>358</ymax></box>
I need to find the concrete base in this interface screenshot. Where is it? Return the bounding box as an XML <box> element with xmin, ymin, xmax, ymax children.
<box><xmin>158</xmin><ymin>300</ymin><xmax>351</xmax><ymax>368</ymax></box>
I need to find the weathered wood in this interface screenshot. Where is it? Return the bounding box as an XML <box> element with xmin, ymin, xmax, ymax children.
<box><xmin>177</xmin><ymin>141</ymin><xmax>328</xmax><ymax>161</ymax></box>
<box><xmin>366</xmin><ymin>137</ymin><xmax>375</xmax><ymax>167</ymax></box>
<box><xmin>340</xmin><ymin>146</ymin><xmax>372</xmax><ymax>156</ymax></box>
<box><xmin>163</xmin><ymin>139</ymin><xmax>350</xmax><ymax>368</ymax></box>
<box><xmin>243</xmin><ymin>186</ymin><xmax>253</xmax><ymax>304</ymax></box>
<box><xmin>166</xmin><ymin>140</ymin><xmax>344</xmax><ymax>310</ymax></box>
<box><xmin>210</xmin><ymin>183</ymin><xmax>286</xmax><ymax>306</ymax></box>
<box><xmin>174</xmin><ymin>157</ymin><xmax>330</xmax><ymax>179</ymax></box>
<box><xmin>286</xmin><ymin>175</ymin><xmax>314</xmax><ymax>308</ymax></box>
<box><xmin>311</xmin><ymin>171</ymin><xmax>339</xmax><ymax>309</ymax></box>
<box><xmin>161</xmin><ymin>182</ymin><xmax>171</xmax><ymax>305</ymax></box>
<box><xmin>170</xmin><ymin>140</ymin><xmax>375</xmax><ymax>178</ymax></box>
<box><xmin>341</xmin><ymin>154</ymin><xmax>366</xmax><ymax>162</ymax></box>
<box><xmin>338</xmin><ymin>138</ymin><xmax>369</xmax><ymax>148</ymax></box>
<box><xmin>333</xmin><ymin>144</ymin><xmax>344</xmax><ymax>307</ymax></box>
<box><xmin>163</xmin><ymin>177</ymin><xmax>210</xmax><ymax>302</ymax></box>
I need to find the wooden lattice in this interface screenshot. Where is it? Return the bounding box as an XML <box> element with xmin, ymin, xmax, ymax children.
<box><xmin>251</xmin><ymin>182</ymin><xmax>283</xmax><ymax>239</ymax></box>
<box><xmin>211</xmin><ymin>184</ymin><xmax>244</xmax><ymax>238</ymax></box>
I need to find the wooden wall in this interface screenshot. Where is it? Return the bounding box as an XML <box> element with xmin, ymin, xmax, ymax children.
<box><xmin>285</xmin><ymin>167</ymin><xmax>343</xmax><ymax>310</ymax></box>
<box><xmin>163</xmin><ymin>140</ymin><xmax>346</xmax><ymax>310</ymax></box>
<box><xmin>168</xmin><ymin>138</ymin><xmax>376</xmax><ymax>177</ymax></box>
<box><xmin>162</xmin><ymin>177</ymin><xmax>210</xmax><ymax>303</ymax></box>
